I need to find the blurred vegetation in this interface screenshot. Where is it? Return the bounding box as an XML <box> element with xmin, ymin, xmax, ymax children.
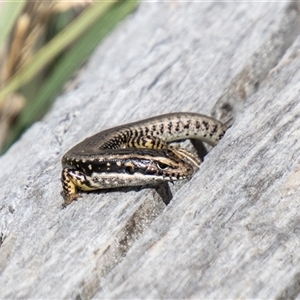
<box><xmin>0</xmin><ymin>0</ymin><xmax>138</xmax><ymax>154</ymax></box>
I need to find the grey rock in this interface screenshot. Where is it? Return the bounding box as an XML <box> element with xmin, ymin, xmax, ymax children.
<box><xmin>1</xmin><ymin>2</ymin><xmax>300</xmax><ymax>299</ymax></box>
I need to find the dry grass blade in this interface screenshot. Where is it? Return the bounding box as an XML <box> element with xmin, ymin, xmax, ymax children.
<box><xmin>0</xmin><ymin>0</ymin><xmax>139</xmax><ymax>153</ymax></box>
<box><xmin>0</xmin><ymin>1</ymin><xmax>117</xmax><ymax>104</ymax></box>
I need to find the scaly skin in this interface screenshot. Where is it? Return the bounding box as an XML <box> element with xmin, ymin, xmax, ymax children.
<box><xmin>61</xmin><ymin>112</ymin><xmax>227</xmax><ymax>206</ymax></box>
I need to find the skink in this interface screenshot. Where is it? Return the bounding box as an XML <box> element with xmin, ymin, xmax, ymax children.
<box><xmin>61</xmin><ymin>112</ymin><xmax>227</xmax><ymax>206</ymax></box>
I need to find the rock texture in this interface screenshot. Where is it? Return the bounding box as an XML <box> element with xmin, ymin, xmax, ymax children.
<box><xmin>1</xmin><ymin>2</ymin><xmax>300</xmax><ymax>299</ymax></box>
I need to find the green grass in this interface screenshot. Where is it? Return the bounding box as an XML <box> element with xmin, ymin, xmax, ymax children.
<box><xmin>0</xmin><ymin>1</ymin><xmax>25</xmax><ymax>48</ymax></box>
<box><xmin>1</xmin><ymin>0</ymin><xmax>139</xmax><ymax>153</ymax></box>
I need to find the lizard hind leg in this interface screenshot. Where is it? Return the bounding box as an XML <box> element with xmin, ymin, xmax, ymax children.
<box><xmin>128</xmin><ymin>135</ymin><xmax>201</xmax><ymax>170</ymax></box>
<box><xmin>170</xmin><ymin>147</ymin><xmax>201</xmax><ymax>171</ymax></box>
<box><xmin>129</xmin><ymin>135</ymin><xmax>201</xmax><ymax>170</ymax></box>
<box><xmin>129</xmin><ymin>135</ymin><xmax>169</xmax><ymax>150</ymax></box>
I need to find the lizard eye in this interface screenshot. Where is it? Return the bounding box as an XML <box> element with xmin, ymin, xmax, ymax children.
<box><xmin>124</xmin><ymin>162</ymin><xmax>136</xmax><ymax>175</ymax></box>
<box><xmin>156</xmin><ymin>162</ymin><xmax>169</xmax><ymax>170</ymax></box>
<box><xmin>125</xmin><ymin>166</ymin><xmax>135</xmax><ymax>175</ymax></box>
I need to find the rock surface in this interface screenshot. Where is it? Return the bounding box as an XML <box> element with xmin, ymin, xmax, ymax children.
<box><xmin>1</xmin><ymin>2</ymin><xmax>300</xmax><ymax>299</ymax></box>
